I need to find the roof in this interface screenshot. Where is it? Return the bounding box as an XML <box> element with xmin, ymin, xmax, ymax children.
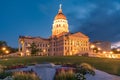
<box><xmin>55</xmin><ymin>13</ymin><xmax>66</xmax><ymax>20</ymax></box>
<box><xmin>70</xmin><ymin>32</ymin><xmax>89</xmax><ymax>38</ymax></box>
<box><xmin>19</xmin><ymin>36</ymin><xmax>50</xmax><ymax>41</ymax></box>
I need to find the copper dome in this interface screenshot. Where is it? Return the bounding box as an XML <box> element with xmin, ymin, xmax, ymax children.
<box><xmin>54</xmin><ymin>4</ymin><xmax>66</xmax><ymax>20</ymax></box>
<box><xmin>55</xmin><ymin>13</ymin><xmax>66</xmax><ymax>20</ymax></box>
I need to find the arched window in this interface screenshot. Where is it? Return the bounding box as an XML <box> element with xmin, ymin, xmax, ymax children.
<box><xmin>57</xmin><ymin>24</ymin><xmax>58</xmax><ymax>27</ymax></box>
<box><xmin>63</xmin><ymin>24</ymin><xmax>65</xmax><ymax>27</ymax></box>
<box><xmin>59</xmin><ymin>24</ymin><xmax>60</xmax><ymax>27</ymax></box>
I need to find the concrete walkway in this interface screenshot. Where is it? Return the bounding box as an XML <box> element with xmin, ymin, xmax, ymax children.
<box><xmin>33</xmin><ymin>67</ymin><xmax>56</xmax><ymax>80</ymax></box>
<box><xmin>86</xmin><ymin>70</ymin><xmax>120</xmax><ymax>80</ymax></box>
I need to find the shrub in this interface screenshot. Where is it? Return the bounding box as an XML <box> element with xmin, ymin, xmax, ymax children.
<box><xmin>7</xmin><ymin>64</ymin><xmax>26</xmax><ymax>70</ymax></box>
<box><xmin>0</xmin><ymin>72</ymin><xmax>12</xmax><ymax>79</ymax></box>
<box><xmin>0</xmin><ymin>65</ymin><xmax>4</xmax><ymax>73</ymax></box>
<box><xmin>75</xmin><ymin>63</ymin><xmax>95</xmax><ymax>80</ymax></box>
<box><xmin>0</xmin><ymin>65</ymin><xmax>12</xmax><ymax>79</ymax></box>
<box><xmin>75</xmin><ymin>73</ymin><xmax>86</xmax><ymax>80</ymax></box>
<box><xmin>54</xmin><ymin>68</ymin><xmax>76</xmax><ymax>80</ymax></box>
<box><xmin>76</xmin><ymin>63</ymin><xmax>95</xmax><ymax>76</ymax></box>
<box><xmin>66</xmin><ymin>69</ymin><xmax>76</xmax><ymax>80</ymax></box>
<box><xmin>13</xmin><ymin>72</ymin><xmax>40</xmax><ymax>80</ymax></box>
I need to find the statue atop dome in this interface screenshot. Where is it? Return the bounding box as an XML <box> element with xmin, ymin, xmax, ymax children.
<box><xmin>58</xmin><ymin>4</ymin><xmax>62</xmax><ymax>13</ymax></box>
<box><xmin>55</xmin><ymin>4</ymin><xmax>66</xmax><ymax>20</ymax></box>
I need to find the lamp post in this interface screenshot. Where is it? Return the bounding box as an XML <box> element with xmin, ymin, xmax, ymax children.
<box><xmin>1</xmin><ymin>47</ymin><xmax>10</xmax><ymax>55</ymax></box>
<box><xmin>90</xmin><ymin>45</ymin><xmax>95</xmax><ymax>49</ymax></box>
<box><xmin>110</xmin><ymin>51</ymin><xmax>113</xmax><ymax>54</ymax></box>
<box><xmin>109</xmin><ymin>51</ymin><xmax>113</xmax><ymax>58</ymax></box>
<box><xmin>117</xmin><ymin>49</ymin><xmax>120</xmax><ymax>53</ymax></box>
<box><xmin>90</xmin><ymin>45</ymin><xmax>95</xmax><ymax>53</ymax></box>
<box><xmin>98</xmin><ymin>47</ymin><xmax>101</xmax><ymax>53</ymax></box>
<box><xmin>2</xmin><ymin>47</ymin><xmax>6</xmax><ymax>51</ymax></box>
<box><xmin>103</xmin><ymin>51</ymin><xmax>106</xmax><ymax>54</ymax></box>
<box><xmin>5</xmin><ymin>50</ymin><xmax>9</xmax><ymax>54</ymax></box>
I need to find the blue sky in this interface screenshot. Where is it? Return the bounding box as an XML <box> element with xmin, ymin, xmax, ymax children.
<box><xmin>0</xmin><ymin>0</ymin><xmax>120</xmax><ymax>48</ymax></box>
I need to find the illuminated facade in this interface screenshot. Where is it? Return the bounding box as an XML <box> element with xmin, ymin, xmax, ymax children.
<box><xmin>18</xmin><ymin>4</ymin><xmax>90</xmax><ymax>56</ymax></box>
<box><xmin>52</xmin><ymin>4</ymin><xmax>69</xmax><ymax>36</ymax></box>
<box><xmin>19</xmin><ymin>36</ymin><xmax>49</xmax><ymax>56</ymax></box>
<box><xmin>92</xmin><ymin>41</ymin><xmax>111</xmax><ymax>51</ymax></box>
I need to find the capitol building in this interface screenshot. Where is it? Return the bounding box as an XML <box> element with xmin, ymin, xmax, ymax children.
<box><xmin>18</xmin><ymin>4</ymin><xmax>90</xmax><ymax>56</ymax></box>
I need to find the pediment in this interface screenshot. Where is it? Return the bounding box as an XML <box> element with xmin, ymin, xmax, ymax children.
<box><xmin>71</xmin><ymin>32</ymin><xmax>89</xmax><ymax>38</ymax></box>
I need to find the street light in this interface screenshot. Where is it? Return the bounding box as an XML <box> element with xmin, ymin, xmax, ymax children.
<box><xmin>98</xmin><ymin>48</ymin><xmax>101</xmax><ymax>50</ymax></box>
<box><xmin>117</xmin><ymin>49</ymin><xmax>120</xmax><ymax>52</ymax></box>
<box><xmin>103</xmin><ymin>51</ymin><xmax>106</xmax><ymax>54</ymax></box>
<box><xmin>2</xmin><ymin>47</ymin><xmax>6</xmax><ymax>51</ymax></box>
<box><xmin>26</xmin><ymin>50</ymin><xmax>30</xmax><ymax>56</ymax></box>
<box><xmin>2</xmin><ymin>47</ymin><xmax>9</xmax><ymax>54</ymax></box>
<box><xmin>110</xmin><ymin>51</ymin><xmax>113</xmax><ymax>54</ymax></box>
<box><xmin>20</xmin><ymin>52</ymin><xmax>23</xmax><ymax>56</ymax></box>
<box><xmin>90</xmin><ymin>45</ymin><xmax>96</xmax><ymax>53</ymax></box>
<box><xmin>90</xmin><ymin>45</ymin><xmax>95</xmax><ymax>49</ymax></box>
<box><xmin>5</xmin><ymin>50</ymin><xmax>9</xmax><ymax>54</ymax></box>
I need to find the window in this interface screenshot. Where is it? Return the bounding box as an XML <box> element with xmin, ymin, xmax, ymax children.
<box><xmin>59</xmin><ymin>24</ymin><xmax>60</xmax><ymax>27</ymax></box>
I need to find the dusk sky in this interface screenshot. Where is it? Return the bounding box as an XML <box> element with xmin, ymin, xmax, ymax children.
<box><xmin>0</xmin><ymin>0</ymin><xmax>120</xmax><ymax>48</ymax></box>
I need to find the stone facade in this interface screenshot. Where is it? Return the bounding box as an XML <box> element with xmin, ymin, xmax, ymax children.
<box><xmin>19</xmin><ymin>36</ymin><xmax>50</xmax><ymax>56</ymax></box>
<box><xmin>49</xmin><ymin>32</ymin><xmax>89</xmax><ymax>56</ymax></box>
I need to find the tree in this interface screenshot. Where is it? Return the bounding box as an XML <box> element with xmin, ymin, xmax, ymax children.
<box><xmin>0</xmin><ymin>41</ymin><xmax>8</xmax><ymax>55</ymax></box>
<box><xmin>111</xmin><ymin>48</ymin><xmax>120</xmax><ymax>54</ymax></box>
<box><xmin>30</xmin><ymin>43</ymin><xmax>39</xmax><ymax>55</ymax></box>
<box><xmin>0</xmin><ymin>40</ymin><xmax>18</xmax><ymax>55</ymax></box>
<box><xmin>0</xmin><ymin>41</ymin><xmax>7</xmax><ymax>47</ymax></box>
<box><xmin>7</xmin><ymin>47</ymin><xmax>18</xmax><ymax>53</ymax></box>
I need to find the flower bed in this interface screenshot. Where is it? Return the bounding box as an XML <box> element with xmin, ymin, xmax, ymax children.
<box><xmin>13</xmin><ymin>71</ymin><xmax>40</xmax><ymax>80</ymax></box>
<box><xmin>54</xmin><ymin>63</ymin><xmax>95</xmax><ymax>80</ymax></box>
<box><xmin>7</xmin><ymin>65</ymin><xmax>26</xmax><ymax>70</ymax></box>
<box><xmin>54</xmin><ymin>67</ymin><xmax>76</xmax><ymax>80</ymax></box>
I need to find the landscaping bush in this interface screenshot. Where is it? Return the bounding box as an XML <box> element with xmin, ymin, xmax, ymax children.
<box><xmin>0</xmin><ymin>72</ymin><xmax>12</xmax><ymax>79</ymax></box>
<box><xmin>75</xmin><ymin>63</ymin><xmax>95</xmax><ymax>80</ymax></box>
<box><xmin>13</xmin><ymin>72</ymin><xmax>40</xmax><ymax>80</ymax></box>
<box><xmin>0</xmin><ymin>65</ymin><xmax>4</xmax><ymax>73</ymax></box>
<box><xmin>76</xmin><ymin>63</ymin><xmax>95</xmax><ymax>76</ymax></box>
<box><xmin>66</xmin><ymin>69</ymin><xmax>76</xmax><ymax>80</ymax></box>
<box><xmin>54</xmin><ymin>68</ymin><xmax>76</xmax><ymax>80</ymax></box>
<box><xmin>7</xmin><ymin>64</ymin><xmax>26</xmax><ymax>70</ymax></box>
<box><xmin>0</xmin><ymin>65</ymin><xmax>12</xmax><ymax>79</ymax></box>
<box><xmin>75</xmin><ymin>73</ymin><xmax>86</xmax><ymax>80</ymax></box>
<box><xmin>55</xmin><ymin>63</ymin><xmax>95</xmax><ymax>80</ymax></box>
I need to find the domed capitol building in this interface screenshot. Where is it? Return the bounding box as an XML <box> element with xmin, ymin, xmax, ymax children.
<box><xmin>18</xmin><ymin>4</ymin><xmax>90</xmax><ymax>56</ymax></box>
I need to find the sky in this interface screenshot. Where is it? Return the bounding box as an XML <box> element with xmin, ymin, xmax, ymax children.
<box><xmin>0</xmin><ymin>0</ymin><xmax>120</xmax><ymax>48</ymax></box>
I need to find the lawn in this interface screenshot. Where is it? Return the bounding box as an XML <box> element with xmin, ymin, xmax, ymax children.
<box><xmin>0</xmin><ymin>56</ymin><xmax>120</xmax><ymax>75</ymax></box>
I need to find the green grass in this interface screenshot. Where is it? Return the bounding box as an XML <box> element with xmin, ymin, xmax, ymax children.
<box><xmin>0</xmin><ymin>56</ymin><xmax>120</xmax><ymax>75</ymax></box>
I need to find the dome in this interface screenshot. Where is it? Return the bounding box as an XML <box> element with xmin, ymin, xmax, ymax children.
<box><xmin>54</xmin><ymin>4</ymin><xmax>66</xmax><ymax>20</ymax></box>
<box><xmin>55</xmin><ymin>13</ymin><xmax>66</xmax><ymax>20</ymax></box>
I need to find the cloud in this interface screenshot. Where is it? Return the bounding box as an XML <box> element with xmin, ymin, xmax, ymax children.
<box><xmin>73</xmin><ymin>3</ymin><xmax>97</xmax><ymax>19</ymax></box>
<box><xmin>67</xmin><ymin>2</ymin><xmax>97</xmax><ymax>32</ymax></box>
<box><xmin>114</xmin><ymin>2</ymin><xmax>120</xmax><ymax>10</ymax></box>
<box><xmin>67</xmin><ymin>0</ymin><xmax>120</xmax><ymax>43</ymax></box>
<box><xmin>107</xmin><ymin>2</ymin><xmax>120</xmax><ymax>15</ymax></box>
<box><xmin>112</xmin><ymin>41</ymin><xmax>120</xmax><ymax>48</ymax></box>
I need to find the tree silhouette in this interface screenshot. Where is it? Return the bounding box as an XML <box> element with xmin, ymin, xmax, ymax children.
<box><xmin>0</xmin><ymin>41</ymin><xmax>7</xmax><ymax>47</ymax></box>
<box><xmin>30</xmin><ymin>42</ymin><xmax>39</xmax><ymax>55</ymax></box>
